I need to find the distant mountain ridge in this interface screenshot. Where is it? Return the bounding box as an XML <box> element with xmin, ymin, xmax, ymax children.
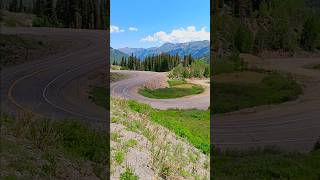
<box><xmin>117</xmin><ymin>40</ymin><xmax>209</xmax><ymax>62</ymax></box>
<box><xmin>110</xmin><ymin>47</ymin><xmax>128</xmax><ymax>63</ymax></box>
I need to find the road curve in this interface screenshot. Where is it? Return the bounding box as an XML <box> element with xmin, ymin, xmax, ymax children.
<box><xmin>213</xmin><ymin>57</ymin><xmax>320</xmax><ymax>152</ymax></box>
<box><xmin>110</xmin><ymin>70</ymin><xmax>210</xmax><ymax>110</ymax></box>
<box><xmin>1</xmin><ymin>27</ymin><xmax>107</xmax><ymax>127</ymax></box>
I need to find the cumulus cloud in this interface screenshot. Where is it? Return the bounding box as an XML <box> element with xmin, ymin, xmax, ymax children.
<box><xmin>141</xmin><ymin>26</ymin><xmax>209</xmax><ymax>43</ymax></box>
<box><xmin>129</xmin><ymin>27</ymin><xmax>138</xmax><ymax>31</ymax></box>
<box><xmin>110</xmin><ymin>25</ymin><xmax>124</xmax><ymax>33</ymax></box>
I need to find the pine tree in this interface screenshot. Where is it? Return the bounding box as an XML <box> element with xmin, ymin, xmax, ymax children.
<box><xmin>19</xmin><ymin>0</ymin><xmax>23</xmax><ymax>12</ymax></box>
<box><xmin>9</xmin><ymin>0</ymin><xmax>18</xmax><ymax>12</ymax></box>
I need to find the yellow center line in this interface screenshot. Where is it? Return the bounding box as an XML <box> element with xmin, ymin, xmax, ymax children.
<box><xmin>8</xmin><ymin>69</ymin><xmax>48</xmax><ymax>117</ymax></box>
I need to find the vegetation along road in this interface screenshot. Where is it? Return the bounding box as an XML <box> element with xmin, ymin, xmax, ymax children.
<box><xmin>213</xmin><ymin>56</ymin><xmax>320</xmax><ymax>152</ymax></box>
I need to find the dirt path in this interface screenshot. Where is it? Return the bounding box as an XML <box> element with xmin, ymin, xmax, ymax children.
<box><xmin>110</xmin><ymin>70</ymin><xmax>210</xmax><ymax>110</ymax></box>
<box><xmin>213</xmin><ymin>56</ymin><xmax>320</xmax><ymax>152</ymax></box>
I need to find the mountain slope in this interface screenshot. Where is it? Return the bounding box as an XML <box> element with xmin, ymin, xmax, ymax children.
<box><xmin>118</xmin><ymin>40</ymin><xmax>210</xmax><ymax>61</ymax></box>
<box><xmin>110</xmin><ymin>47</ymin><xmax>128</xmax><ymax>64</ymax></box>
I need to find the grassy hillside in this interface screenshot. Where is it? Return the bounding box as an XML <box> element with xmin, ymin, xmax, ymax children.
<box><xmin>110</xmin><ymin>98</ymin><xmax>210</xmax><ymax>179</ymax></box>
<box><xmin>0</xmin><ymin>113</ymin><xmax>108</xmax><ymax>179</ymax></box>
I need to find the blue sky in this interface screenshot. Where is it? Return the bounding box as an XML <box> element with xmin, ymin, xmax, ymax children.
<box><xmin>111</xmin><ymin>0</ymin><xmax>210</xmax><ymax>49</ymax></box>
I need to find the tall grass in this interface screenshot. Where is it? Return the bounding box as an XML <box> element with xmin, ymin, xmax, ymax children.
<box><xmin>128</xmin><ymin>100</ymin><xmax>210</xmax><ymax>154</ymax></box>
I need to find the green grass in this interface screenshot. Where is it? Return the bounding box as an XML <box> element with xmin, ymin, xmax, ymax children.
<box><xmin>124</xmin><ymin>139</ymin><xmax>138</xmax><ymax>149</ymax></box>
<box><xmin>167</xmin><ymin>79</ymin><xmax>186</xmax><ymax>87</ymax></box>
<box><xmin>0</xmin><ymin>113</ymin><xmax>108</xmax><ymax>178</ymax></box>
<box><xmin>89</xmin><ymin>86</ymin><xmax>108</xmax><ymax>109</ymax></box>
<box><xmin>128</xmin><ymin>100</ymin><xmax>210</xmax><ymax>154</ymax></box>
<box><xmin>212</xmin><ymin>72</ymin><xmax>302</xmax><ymax>114</ymax></box>
<box><xmin>115</xmin><ymin>151</ymin><xmax>125</xmax><ymax>164</ymax></box>
<box><xmin>138</xmin><ymin>84</ymin><xmax>204</xmax><ymax>99</ymax></box>
<box><xmin>213</xmin><ymin>148</ymin><xmax>320</xmax><ymax>179</ymax></box>
<box><xmin>120</xmin><ymin>168</ymin><xmax>139</xmax><ymax>180</ymax></box>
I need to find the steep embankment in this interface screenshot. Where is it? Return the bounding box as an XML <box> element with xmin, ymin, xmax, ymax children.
<box><xmin>110</xmin><ymin>98</ymin><xmax>210</xmax><ymax>179</ymax></box>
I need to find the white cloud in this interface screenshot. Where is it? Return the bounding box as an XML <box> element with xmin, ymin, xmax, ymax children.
<box><xmin>110</xmin><ymin>25</ymin><xmax>124</xmax><ymax>33</ymax></box>
<box><xmin>141</xmin><ymin>26</ymin><xmax>209</xmax><ymax>43</ymax></box>
<box><xmin>129</xmin><ymin>27</ymin><xmax>138</xmax><ymax>31</ymax></box>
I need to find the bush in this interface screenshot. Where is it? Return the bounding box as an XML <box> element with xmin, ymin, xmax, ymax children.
<box><xmin>169</xmin><ymin>61</ymin><xmax>210</xmax><ymax>79</ymax></box>
<box><xmin>32</xmin><ymin>17</ymin><xmax>62</xmax><ymax>27</ymax></box>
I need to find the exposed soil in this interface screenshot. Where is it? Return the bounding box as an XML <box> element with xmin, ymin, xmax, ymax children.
<box><xmin>0</xmin><ymin>34</ymin><xmax>72</xmax><ymax>67</ymax></box>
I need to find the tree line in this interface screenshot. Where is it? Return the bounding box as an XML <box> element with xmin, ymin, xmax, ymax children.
<box><xmin>216</xmin><ymin>0</ymin><xmax>320</xmax><ymax>55</ymax></box>
<box><xmin>2</xmin><ymin>0</ymin><xmax>108</xmax><ymax>29</ymax></box>
<box><xmin>112</xmin><ymin>53</ymin><xmax>197</xmax><ymax>72</ymax></box>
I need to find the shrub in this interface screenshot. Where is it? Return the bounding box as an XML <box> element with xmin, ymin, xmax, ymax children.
<box><xmin>169</xmin><ymin>61</ymin><xmax>209</xmax><ymax>79</ymax></box>
<box><xmin>32</xmin><ymin>17</ymin><xmax>62</xmax><ymax>28</ymax></box>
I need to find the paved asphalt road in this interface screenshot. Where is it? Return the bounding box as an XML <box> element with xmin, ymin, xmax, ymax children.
<box><xmin>212</xmin><ymin>57</ymin><xmax>320</xmax><ymax>152</ymax></box>
<box><xmin>110</xmin><ymin>70</ymin><xmax>210</xmax><ymax>110</ymax></box>
<box><xmin>1</xmin><ymin>27</ymin><xmax>107</xmax><ymax>127</ymax></box>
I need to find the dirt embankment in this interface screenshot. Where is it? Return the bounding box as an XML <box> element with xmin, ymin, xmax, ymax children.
<box><xmin>110</xmin><ymin>98</ymin><xmax>210</xmax><ymax>179</ymax></box>
<box><xmin>142</xmin><ymin>72</ymin><xmax>169</xmax><ymax>89</ymax></box>
<box><xmin>0</xmin><ymin>10</ymin><xmax>35</xmax><ymax>27</ymax></box>
<box><xmin>0</xmin><ymin>34</ymin><xmax>72</xmax><ymax>67</ymax></box>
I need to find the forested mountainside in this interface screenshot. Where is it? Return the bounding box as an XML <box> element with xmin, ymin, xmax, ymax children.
<box><xmin>214</xmin><ymin>0</ymin><xmax>320</xmax><ymax>57</ymax></box>
<box><xmin>110</xmin><ymin>47</ymin><xmax>128</xmax><ymax>63</ymax></box>
<box><xmin>0</xmin><ymin>0</ymin><xmax>108</xmax><ymax>29</ymax></box>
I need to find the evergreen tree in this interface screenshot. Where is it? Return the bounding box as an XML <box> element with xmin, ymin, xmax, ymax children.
<box><xmin>9</xmin><ymin>0</ymin><xmax>18</xmax><ymax>12</ymax></box>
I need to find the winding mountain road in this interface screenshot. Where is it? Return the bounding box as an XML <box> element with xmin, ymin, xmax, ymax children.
<box><xmin>110</xmin><ymin>70</ymin><xmax>210</xmax><ymax>110</ymax></box>
<box><xmin>213</xmin><ymin>57</ymin><xmax>320</xmax><ymax>152</ymax></box>
<box><xmin>1</xmin><ymin>27</ymin><xmax>107</xmax><ymax>127</ymax></box>
<box><xmin>2</xmin><ymin>28</ymin><xmax>319</xmax><ymax>152</ymax></box>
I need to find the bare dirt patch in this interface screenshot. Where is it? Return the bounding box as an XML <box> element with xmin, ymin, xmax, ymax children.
<box><xmin>143</xmin><ymin>72</ymin><xmax>169</xmax><ymax>89</ymax></box>
<box><xmin>0</xmin><ymin>10</ymin><xmax>35</xmax><ymax>27</ymax></box>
